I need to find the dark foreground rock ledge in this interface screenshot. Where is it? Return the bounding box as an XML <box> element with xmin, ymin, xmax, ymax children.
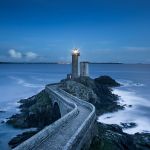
<box><xmin>89</xmin><ymin>123</ymin><xmax>150</xmax><ymax>150</ymax></box>
<box><xmin>8</xmin><ymin>131</ymin><xmax>38</xmax><ymax>149</ymax></box>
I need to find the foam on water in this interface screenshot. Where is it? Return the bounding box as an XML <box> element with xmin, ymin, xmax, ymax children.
<box><xmin>9</xmin><ymin>76</ymin><xmax>44</xmax><ymax>88</ymax></box>
<box><xmin>114</xmin><ymin>89</ymin><xmax>150</xmax><ymax>107</ymax></box>
<box><xmin>98</xmin><ymin>81</ymin><xmax>150</xmax><ymax>134</ymax></box>
<box><xmin>117</xmin><ymin>79</ymin><xmax>145</xmax><ymax>87</ymax></box>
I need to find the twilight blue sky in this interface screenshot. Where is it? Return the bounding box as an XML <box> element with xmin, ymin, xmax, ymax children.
<box><xmin>0</xmin><ymin>0</ymin><xmax>150</xmax><ymax>63</ymax></box>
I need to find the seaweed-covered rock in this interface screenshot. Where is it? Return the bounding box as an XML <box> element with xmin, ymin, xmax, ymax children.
<box><xmin>7</xmin><ymin>90</ymin><xmax>56</xmax><ymax>129</ymax></box>
<box><xmin>95</xmin><ymin>76</ymin><xmax>120</xmax><ymax>87</ymax></box>
<box><xmin>90</xmin><ymin>123</ymin><xmax>135</xmax><ymax>150</ymax></box>
<box><xmin>8</xmin><ymin>130</ymin><xmax>38</xmax><ymax>148</ymax></box>
<box><xmin>60</xmin><ymin>80</ymin><xmax>97</xmax><ymax>103</ymax></box>
<box><xmin>61</xmin><ymin>76</ymin><xmax>123</xmax><ymax>115</ymax></box>
<box><xmin>77</xmin><ymin>76</ymin><xmax>123</xmax><ymax>115</ymax></box>
<box><xmin>120</xmin><ymin>122</ymin><xmax>137</xmax><ymax>129</ymax></box>
<box><xmin>133</xmin><ymin>133</ymin><xmax>150</xmax><ymax>150</ymax></box>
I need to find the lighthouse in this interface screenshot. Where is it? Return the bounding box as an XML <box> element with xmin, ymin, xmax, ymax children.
<box><xmin>72</xmin><ymin>48</ymin><xmax>80</xmax><ymax>79</ymax></box>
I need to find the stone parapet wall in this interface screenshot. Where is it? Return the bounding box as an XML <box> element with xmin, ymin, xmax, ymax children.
<box><xmin>46</xmin><ymin>85</ymin><xmax>76</xmax><ymax>116</ymax></box>
<box><xmin>58</xmin><ymin>89</ymin><xmax>96</xmax><ymax>150</ymax></box>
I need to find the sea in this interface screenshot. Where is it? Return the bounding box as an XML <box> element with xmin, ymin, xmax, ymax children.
<box><xmin>0</xmin><ymin>64</ymin><xmax>150</xmax><ymax>149</ymax></box>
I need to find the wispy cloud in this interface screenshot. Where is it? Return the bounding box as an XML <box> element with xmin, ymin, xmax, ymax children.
<box><xmin>123</xmin><ymin>47</ymin><xmax>150</xmax><ymax>51</ymax></box>
<box><xmin>25</xmin><ymin>52</ymin><xmax>38</xmax><ymax>59</ymax></box>
<box><xmin>8</xmin><ymin>49</ymin><xmax>22</xmax><ymax>59</ymax></box>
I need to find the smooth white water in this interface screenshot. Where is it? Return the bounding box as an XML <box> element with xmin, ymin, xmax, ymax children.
<box><xmin>98</xmin><ymin>80</ymin><xmax>150</xmax><ymax>134</ymax></box>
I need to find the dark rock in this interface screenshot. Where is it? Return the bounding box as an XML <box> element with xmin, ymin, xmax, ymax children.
<box><xmin>1</xmin><ymin>120</ymin><xmax>5</xmax><ymax>124</ymax></box>
<box><xmin>60</xmin><ymin>80</ymin><xmax>98</xmax><ymax>103</ymax></box>
<box><xmin>90</xmin><ymin>122</ymin><xmax>136</xmax><ymax>150</ymax></box>
<box><xmin>95</xmin><ymin>76</ymin><xmax>121</xmax><ymax>87</ymax></box>
<box><xmin>7</xmin><ymin>90</ymin><xmax>59</xmax><ymax>129</ymax></box>
<box><xmin>105</xmin><ymin>116</ymin><xmax>112</xmax><ymax>119</ymax></box>
<box><xmin>90</xmin><ymin>123</ymin><xmax>150</xmax><ymax>150</ymax></box>
<box><xmin>120</xmin><ymin>122</ymin><xmax>137</xmax><ymax>129</ymax></box>
<box><xmin>61</xmin><ymin>76</ymin><xmax>124</xmax><ymax>115</ymax></box>
<box><xmin>0</xmin><ymin>110</ymin><xmax>6</xmax><ymax>113</ymax></box>
<box><xmin>133</xmin><ymin>133</ymin><xmax>150</xmax><ymax>150</ymax></box>
<box><xmin>8</xmin><ymin>130</ymin><xmax>39</xmax><ymax>148</ymax></box>
<box><xmin>122</xmin><ymin>104</ymin><xmax>132</xmax><ymax>108</ymax></box>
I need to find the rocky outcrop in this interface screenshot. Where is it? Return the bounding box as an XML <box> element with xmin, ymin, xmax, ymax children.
<box><xmin>7</xmin><ymin>90</ymin><xmax>60</xmax><ymax>148</ymax></box>
<box><xmin>60</xmin><ymin>76</ymin><xmax>123</xmax><ymax>115</ymax></box>
<box><xmin>133</xmin><ymin>133</ymin><xmax>150</xmax><ymax>150</ymax></box>
<box><xmin>89</xmin><ymin>122</ymin><xmax>136</xmax><ymax>150</ymax></box>
<box><xmin>7</xmin><ymin>90</ymin><xmax>55</xmax><ymax>129</ymax></box>
<box><xmin>120</xmin><ymin>122</ymin><xmax>137</xmax><ymax>129</ymax></box>
<box><xmin>8</xmin><ymin>131</ymin><xmax>38</xmax><ymax>149</ymax></box>
<box><xmin>94</xmin><ymin>75</ymin><xmax>120</xmax><ymax>87</ymax></box>
<box><xmin>60</xmin><ymin>80</ymin><xmax>98</xmax><ymax>103</ymax></box>
<box><xmin>90</xmin><ymin>123</ymin><xmax>150</xmax><ymax>150</ymax></box>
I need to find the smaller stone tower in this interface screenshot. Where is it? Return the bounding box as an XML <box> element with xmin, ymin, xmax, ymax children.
<box><xmin>80</xmin><ymin>62</ymin><xmax>89</xmax><ymax>77</ymax></box>
<box><xmin>72</xmin><ymin>48</ymin><xmax>80</xmax><ymax>79</ymax></box>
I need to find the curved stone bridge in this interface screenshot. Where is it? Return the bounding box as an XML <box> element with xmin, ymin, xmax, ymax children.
<box><xmin>13</xmin><ymin>84</ymin><xmax>97</xmax><ymax>150</ymax></box>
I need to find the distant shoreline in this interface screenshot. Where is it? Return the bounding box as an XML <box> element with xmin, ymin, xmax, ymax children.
<box><xmin>0</xmin><ymin>62</ymin><xmax>149</xmax><ymax>65</ymax></box>
<box><xmin>0</xmin><ymin>62</ymin><xmax>58</xmax><ymax>64</ymax></box>
<box><xmin>90</xmin><ymin>62</ymin><xmax>123</xmax><ymax>64</ymax></box>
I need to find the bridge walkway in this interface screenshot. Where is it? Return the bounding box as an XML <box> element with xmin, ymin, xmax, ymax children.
<box><xmin>33</xmin><ymin>85</ymin><xmax>91</xmax><ymax>150</ymax></box>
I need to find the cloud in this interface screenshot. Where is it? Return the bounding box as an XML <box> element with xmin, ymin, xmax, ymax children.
<box><xmin>8</xmin><ymin>49</ymin><xmax>22</xmax><ymax>59</ymax></box>
<box><xmin>8</xmin><ymin>49</ymin><xmax>38</xmax><ymax>61</ymax></box>
<box><xmin>25</xmin><ymin>52</ymin><xmax>38</xmax><ymax>59</ymax></box>
<box><xmin>123</xmin><ymin>47</ymin><xmax>150</xmax><ymax>51</ymax></box>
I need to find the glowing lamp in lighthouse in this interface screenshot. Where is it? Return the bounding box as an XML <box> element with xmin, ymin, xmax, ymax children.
<box><xmin>72</xmin><ymin>48</ymin><xmax>80</xmax><ymax>56</ymax></box>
